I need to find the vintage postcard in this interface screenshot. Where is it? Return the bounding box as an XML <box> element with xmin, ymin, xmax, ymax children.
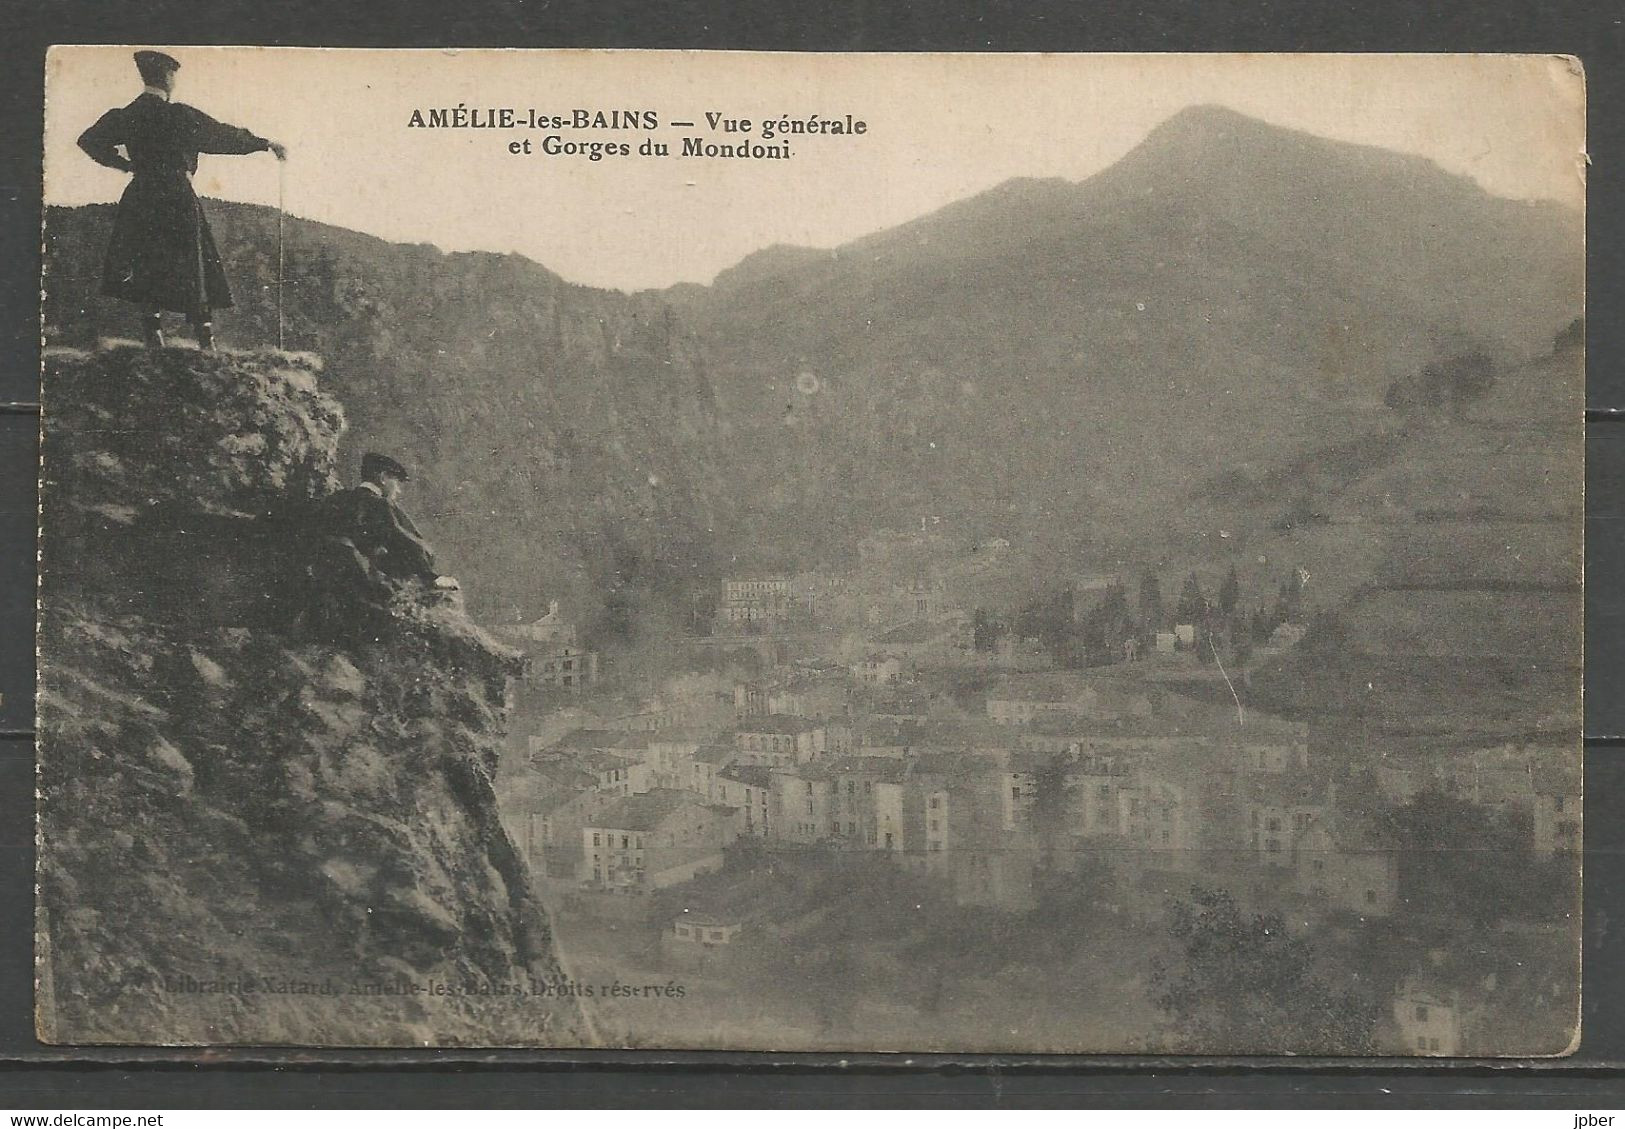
<box><xmin>35</xmin><ymin>48</ymin><xmax>1584</xmax><ymax>1054</ymax></box>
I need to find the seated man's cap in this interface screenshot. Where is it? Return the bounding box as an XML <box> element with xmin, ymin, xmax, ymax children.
<box><xmin>133</xmin><ymin>51</ymin><xmax>182</xmax><ymax>84</ymax></box>
<box><xmin>361</xmin><ymin>452</ymin><xmax>410</xmax><ymax>482</ymax></box>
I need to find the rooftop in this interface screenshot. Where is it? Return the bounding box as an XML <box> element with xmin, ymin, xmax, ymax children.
<box><xmin>718</xmin><ymin>765</ymin><xmax>774</xmax><ymax>788</ymax></box>
<box><xmin>533</xmin><ymin>782</ymin><xmax>600</xmax><ymax>816</ymax></box>
<box><xmin>908</xmin><ymin>750</ymin><xmax>1002</xmax><ymax>779</ymax></box>
<box><xmin>1061</xmin><ymin>716</ymin><xmax>1234</xmax><ymax>741</ymax></box>
<box><xmin>820</xmin><ymin>756</ymin><xmax>912</xmax><ymax>782</ymax></box>
<box><xmin>690</xmin><ymin>744</ymin><xmax>738</xmax><ymax>766</ymax></box>
<box><xmin>771</xmin><ymin>763</ymin><xmax>834</xmax><ymax>782</ymax></box>
<box><xmin>1004</xmin><ymin>749</ymin><xmax>1072</xmax><ymax>774</ymax></box>
<box><xmin>591</xmin><ymin>788</ymin><xmax>708</xmax><ymax>831</ymax></box>
<box><xmin>577</xmin><ymin>749</ymin><xmax>642</xmax><ymax>773</ymax></box>
<box><xmin>646</xmin><ymin>727</ymin><xmax>718</xmax><ymax>745</ymax></box>
<box><xmin>675</xmin><ymin>912</ymin><xmax>739</xmax><ymax>929</ymax></box>
<box><xmin>875</xmin><ymin>621</ymin><xmax>956</xmax><ymax>645</ymax></box>
<box><xmin>525</xmin><ymin>758</ymin><xmax>599</xmax><ymax>787</ymax></box>
<box><xmin>550</xmin><ymin>728</ymin><xmax>646</xmax><ymax>752</ymax></box>
<box><xmin>734</xmin><ymin>714</ymin><xmax>824</xmax><ymax>735</ymax></box>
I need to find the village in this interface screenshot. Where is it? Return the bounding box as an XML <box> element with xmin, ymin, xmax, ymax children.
<box><xmin>490</xmin><ymin>525</ymin><xmax>1580</xmax><ymax>1053</ymax></box>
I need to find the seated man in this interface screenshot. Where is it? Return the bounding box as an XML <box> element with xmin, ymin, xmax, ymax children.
<box><xmin>306</xmin><ymin>453</ymin><xmax>458</xmax><ymax>636</ymax></box>
<box><xmin>333</xmin><ymin>453</ymin><xmax>456</xmax><ymax>589</ymax></box>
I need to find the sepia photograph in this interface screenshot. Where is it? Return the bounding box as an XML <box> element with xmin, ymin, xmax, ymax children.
<box><xmin>33</xmin><ymin>47</ymin><xmax>1585</xmax><ymax>1055</ymax></box>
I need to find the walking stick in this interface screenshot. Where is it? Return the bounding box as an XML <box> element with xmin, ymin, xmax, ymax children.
<box><xmin>276</xmin><ymin>156</ymin><xmax>286</xmax><ymax>351</ymax></box>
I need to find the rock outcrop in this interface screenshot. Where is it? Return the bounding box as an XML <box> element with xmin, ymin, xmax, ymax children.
<box><xmin>44</xmin><ymin>204</ymin><xmax>729</xmax><ymax>637</ymax></box>
<box><xmin>36</xmin><ymin>344</ymin><xmax>583</xmax><ymax>1046</ymax></box>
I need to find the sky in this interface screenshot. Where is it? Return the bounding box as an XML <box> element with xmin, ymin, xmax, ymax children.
<box><xmin>43</xmin><ymin>48</ymin><xmax>1586</xmax><ymax>292</ymax></box>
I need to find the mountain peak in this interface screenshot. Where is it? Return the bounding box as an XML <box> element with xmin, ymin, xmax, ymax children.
<box><xmin>1089</xmin><ymin>101</ymin><xmax>1510</xmax><ymax>218</ymax></box>
<box><xmin>1150</xmin><ymin>102</ymin><xmax>1263</xmax><ymax>133</ymax></box>
<box><xmin>1130</xmin><ymin>104</ymin><xmax>1336</xmax><ymax>164</ymax></box>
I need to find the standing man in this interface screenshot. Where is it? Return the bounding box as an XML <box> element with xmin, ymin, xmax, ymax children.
<box><xmin>77</xmin><ymin>50</ymin><xmax>287</xmax><ymax>349</ymax></box>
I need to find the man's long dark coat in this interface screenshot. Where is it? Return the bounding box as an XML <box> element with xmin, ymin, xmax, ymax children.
<box><xmin>77</xmin><ymin>93</ymin><xmax>269</xmax><ymax>315</ymax></box>
<box><xmin>324</xmin><ymin>484</ymin><xmax>441</xmax><ymax>585</ymax></box>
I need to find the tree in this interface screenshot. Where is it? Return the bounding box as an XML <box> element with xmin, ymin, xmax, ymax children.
<box><xmin>1098</xmin><ymin>581</ymin><xmax>1129</xmax><ymax>624</ymax></box>
<box><xmin>1082</xmin><ymin>581</ymin><xmax>1133</xmax><ymax>663</ymax></box>
<box><xmin>1384</xmin><ymin>350</ymin><xmax>1498</xmax><ymax>417</ymax></box>
<box><xmin>1137</xmin><ymin>571</ymin><xmax>1164</xmax><ymax>634</ymax></box>
<box><xmin>1376</xmin><ymin>790</ymin><xmax>1552</xmax><ymax>926</ymax></box>
<box><xmin>1016</xmin><ymin>588</ymin><xmax>1084</xmax><ymax>667</ymax></box>
<box><xmin>1175</xmin><ymin>572</ymin><xmax>1208</xmax><ymax>626</ymax></box>
<box><xmin>1153</xmin><ymin>888</ymin><xmax>1382</xmax><ymax>1053</ymax></box>
<box><xmin>1217</xmin><ymin>565</ymin><xmax>1240</xmax><ymax>618</ymax></box>
<box><xmin>1016</xmin><ymin>586</ymin><xmax>1070</xmax><ymax>640</ymax></box>
<box><xmin>1445</xmin><ymin>351</ymin><xmax>1496</xmax><ymax>410</ymax></box>
<box><xmin>1273</xmin><ymin>569</ymin><xmax>1305</xmax><ymax>625</ymax></box>
<box><xmin>972</xmin><ymin>607</ymin><xmax>1005</xmax><ymax>652</ymax></box>
<box><xmin>1554</xmin><ymin>316</ymin><xmax>1583</xmax><ymax>355</ymax></box>
<box><xmin>1250</xmin><ymin>603</ymin><xmax>1277</xmax><ymax>644</ymax></box>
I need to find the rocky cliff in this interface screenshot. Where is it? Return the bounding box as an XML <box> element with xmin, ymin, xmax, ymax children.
<box><xmin>36</xmin><ymin>344</ymin><xmax>584</xmax><ymax>1046</ymax></box>
<box><xmin>44</xmin><ymin>202</ymin><xmax>729</xmax><ymax>638</ymax></box>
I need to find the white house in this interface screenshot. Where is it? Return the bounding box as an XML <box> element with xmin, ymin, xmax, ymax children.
<box><xmin>672</xmin><ymin>912</ymin><xmax>742</xmax><ymax>946</ymax></box>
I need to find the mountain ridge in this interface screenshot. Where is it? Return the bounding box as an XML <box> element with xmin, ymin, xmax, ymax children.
<box><xmin>661</xmin><ymin>107</ymin><xmax>1580</xmax><ymax>585</ymax></box>
<box><xmin>677</xmin><ymin>104</ymin><xmax>1578</xmax><ymax>305</ymax></box>
<box><xmin>41</xmin><ymin>107</ymin><xmax>1583</xmax><ymax>640</ymax></box>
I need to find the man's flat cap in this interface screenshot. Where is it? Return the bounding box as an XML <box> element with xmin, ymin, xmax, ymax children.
<box><xmin>361</xmin><ymin>452</ymin><xmax>410</xmax><ymax>481</ymax></box>
<box><xmin>133</xmin><ymin>51</ymin><xmax>181</xmax><ymax>82</ymax></box>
